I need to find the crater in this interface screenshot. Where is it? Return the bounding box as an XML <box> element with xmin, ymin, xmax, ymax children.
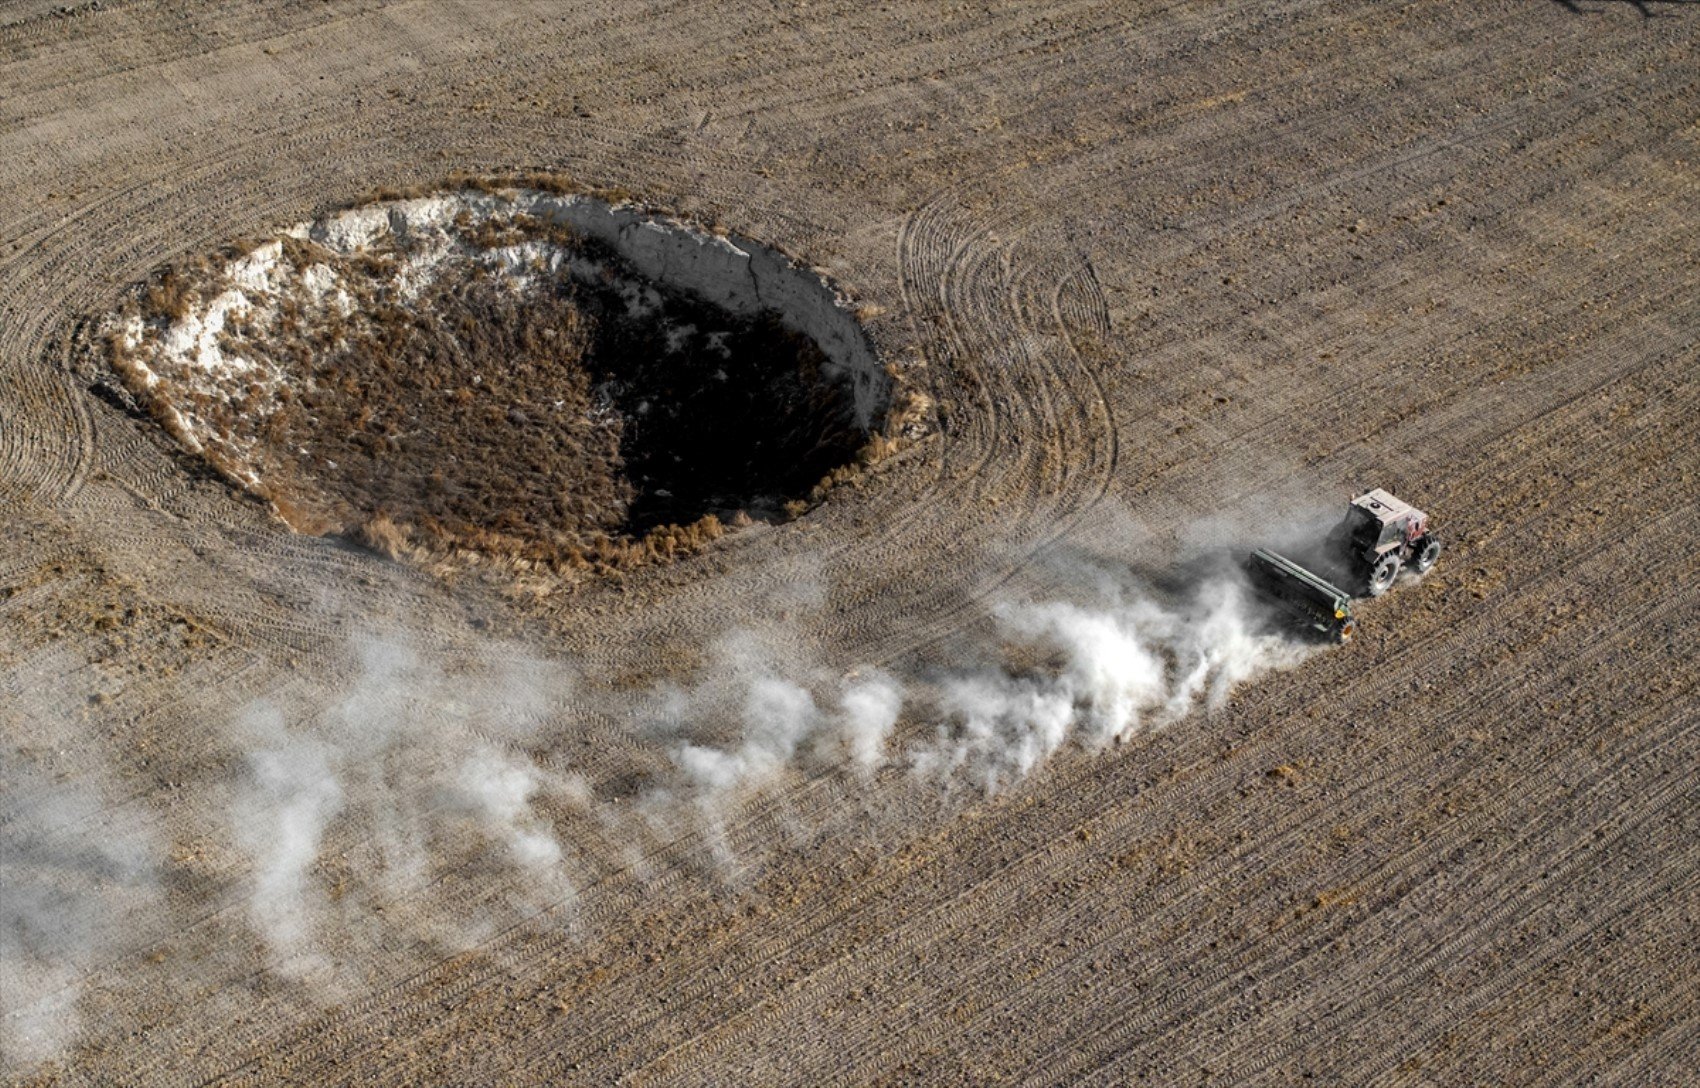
<box><xmin>107</xmin><ymin>185</ymin><xmax>912</xmax><ymax>570</ymax></box>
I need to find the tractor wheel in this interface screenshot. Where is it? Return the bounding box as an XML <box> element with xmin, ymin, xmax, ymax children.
<box><xmin>1367</xmin><ymin>553</ymin><xmax>1402</xmax><ymax>596</ymax></box>
<box><xmin>1413</xmin><ymin>535</ymin><xmax>1441</xmax><ymax>574</ymax></box>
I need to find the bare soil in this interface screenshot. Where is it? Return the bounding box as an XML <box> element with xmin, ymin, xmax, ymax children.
<box><xmin>1</xmin><ymin>1</ymin><xmax>1696</xmax><ymax>1085</ymax></box>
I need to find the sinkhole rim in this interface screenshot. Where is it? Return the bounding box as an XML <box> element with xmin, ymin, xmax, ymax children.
<box><xmin>102</xmin><ymin>181</ymin><xmax>925</xmax><ymax>577</ymax></box>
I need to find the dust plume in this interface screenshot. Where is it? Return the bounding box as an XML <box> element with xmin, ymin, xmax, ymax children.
<box><xmin>0</xmin><ymin>737</ymin><xmax>160</xmax><ymax>1072</ymax></box>
<box><xmin>824</xmin><ymin>670</ymin><xmax>905</xmax><ymax>779</ymax></box>
<box><xmin>664</xmin><ymin>666</ymin><xmax>907</xmax><ymax>800</ymax></box>
<box><xmin>911</xmin><ymin>566</ymin><xmax>1311</xmax><ymax>794</ymax></box>
<box><xmin>633</xmin><ymin>630</ymin><xmax>877</xmax><ymax>865</ymax></box>
<box><xmin>644</xmin><ymin>545</ymin><xmax>1311</xmax><ymax>822</ymax></box>
<box><xmin>223</xmin><ymin>632</ymin><xmax>580</xmax><ymax>971</ymax></box>
<box><xmin>2</xmin><ymin>526</ymin><xmax>1331</xmax><ymax>1067</ymax></box>
<box><xmin>230</xmin><ymin>705</ymin><xmax>345</xmax><ymax>976</ymax></box>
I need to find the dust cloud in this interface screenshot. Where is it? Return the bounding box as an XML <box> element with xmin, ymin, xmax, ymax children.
<box><xmin>1</xmin><ymin>669</ymin><xmax>162</xmax><ymax>1072</ymax></box>
<box><xmin>220</xmin><ymin>634</ymin><xmax>581</xmax><ymax>979</ymax></box>
<box><xmin>2</xmin><ymin>537</ymin><xmax>1323</xmax><ymax>1071</ymax></box>
<box><xmin>910</xmin><ymin>570</ymin><xmax>1310</xmax><ymax>794</ymax></box>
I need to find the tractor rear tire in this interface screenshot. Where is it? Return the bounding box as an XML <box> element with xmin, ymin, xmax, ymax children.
<box><xmin>1413</xmin><ymin>535</ymin><xmax>1441</xmax><ymax>574</ymax></box>
<box><xmin>1367</xmin><ymin>553</ymin><xmax>1402</xmax><ymax>596</ymax></box>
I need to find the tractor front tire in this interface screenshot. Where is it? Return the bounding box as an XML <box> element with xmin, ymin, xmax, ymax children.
<box><xmin>1413</xmin><ymin>535</ymin><xmax>1441</xmax><ymax>574</ymax></box>
<box><xmin>1367</xmin><ymin>553</ymin><xmax>1402</xmax><ymax>596</ymax></box>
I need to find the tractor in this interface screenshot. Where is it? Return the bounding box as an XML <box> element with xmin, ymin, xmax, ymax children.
<box><xmin>1325</xmin><ymin>488</ymin><xmax>1441</xmax><ymax>596</ymax></box>
<box><xmin>1246</xmin><ymin>488</ymin><xmax>1440</xmax><ymax>643</ymax></box>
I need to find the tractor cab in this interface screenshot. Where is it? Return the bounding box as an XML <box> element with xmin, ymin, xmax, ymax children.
<box><xmin>1337</xmin><ymin>488</ymin><xmax>1428</xmax><ymax>556</ymax></box>
<box><xmin>1323</xmin><ymin>488</ymin><xmax>1439</xmax><ymax>596</ymax></box>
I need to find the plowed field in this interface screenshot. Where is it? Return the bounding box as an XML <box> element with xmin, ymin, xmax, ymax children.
<box><xmin>2</xmin><ymin>2</ymin><xmax>1695</xmax><ymax>1084</ymax></box>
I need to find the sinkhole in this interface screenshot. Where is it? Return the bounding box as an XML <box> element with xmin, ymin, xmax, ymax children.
<box><xmin>108</xmin><ymin>185</ymin><xmax>902</xmax><ymax>568</ymax></box>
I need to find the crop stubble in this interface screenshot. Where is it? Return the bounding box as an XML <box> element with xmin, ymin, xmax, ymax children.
<box><xmin>1</xmin><ymin>0</ymin><xmax>1696</xmax><ymax>1084</ymax></box>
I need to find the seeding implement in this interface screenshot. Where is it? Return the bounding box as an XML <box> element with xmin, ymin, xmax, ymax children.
<box><xmin>1248</xmin><ymin>488</ymin><xmax>1440</xmax><ymax>641</ymax></box>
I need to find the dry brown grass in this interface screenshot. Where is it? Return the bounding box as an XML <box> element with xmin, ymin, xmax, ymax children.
<box><xmin>144</xmin><ymin>267</ymin><xmax>197</xmax><ymax>321</ymax></box>
<box><xmin>107</xmin><ymin>189</ymin><xmax>905</xmax><ymax>582</ymax></box>
<box><xmin>351</xmin><ymin>512</ymin><xmax>412</xmax><ymax>560</ymax></box>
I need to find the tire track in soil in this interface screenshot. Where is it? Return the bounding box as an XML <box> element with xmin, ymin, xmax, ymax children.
<box><xmin>633</xmin><ymin>555</ymin><xmax>1694</xmax><ymax>1085</ymax></box>
<box><xmin>853</xmin><ymin>184</ymin><xmax>1118</xmax><ymax>666</ymax></box>
<box><xmin>1168</xmin><ymin>703</ymin><xmax>1697</xmax><ymax>1085</ymax></box>
<box><xmin>180</xmin><ymin>271</ymin><xmax>1697</xmax><ymax>1084</ymax></box>
<box><xmin>5</xmin><ymin>1</ymin><xmax>1698</xmax><ymax>1083</ymax></box>
<box><xmin>608</xmin><ymin>364</ymin><xmax>1698</xmax><ymax>1080</ymax></box>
